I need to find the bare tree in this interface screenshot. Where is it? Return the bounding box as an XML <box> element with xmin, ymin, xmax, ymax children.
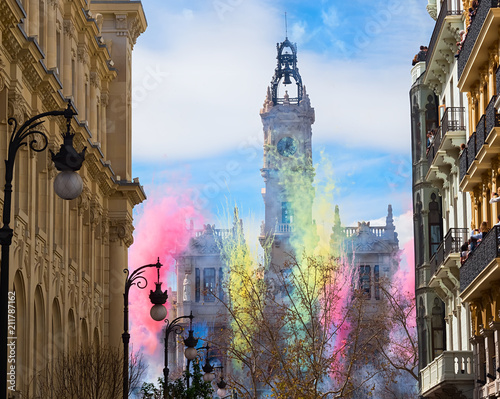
<box><xmin>21</xmin><ymin>345</ymin><xmax>146</xmax><ymax>399</ymax></box>
<box><xmin>375</xmin><ymin>279</ymin><xmax>418</xmax><ymax>383</ymax></box>
<box><xmin>212</xmin><ymin>248</ymin><xmax>386</xmax><ymax>399</ymax></box>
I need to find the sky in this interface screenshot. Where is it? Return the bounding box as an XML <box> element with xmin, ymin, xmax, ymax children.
<box><xmin>130</xmin><ymin>0</ymin><xmax>433</xmax><ymax>242</ymax></box>
<box><xmin>127</xmin><ymin>0</ymin><xmax>434</xmax><ymax>383</ymax></box>
<box><xmin>128</xmin><ymin>0</ymin><xmax>434</xmax><ymax>323</ymax></box>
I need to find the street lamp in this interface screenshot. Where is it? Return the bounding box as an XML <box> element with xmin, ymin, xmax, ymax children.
<box><xmin>122</xmin><ymin>258</ymin><xmax>167</xmax><ymax>399</ymax></box>
<box><xmin>0</xmin><ymin>101</ymin><xmax>85</xmax><ymax>397</ymax></box>
<box><xmin>201</xmin><ymin>345</ymin><xmax>215</xmax><ymax>383</ymax></box>
<box><xmin>215</xmin><ymin>365</ymin><xmax>228</xmax><ymax>398</ymax></box>
<box><xmin>163</xmin><ymin>311</ymin><xmax>196</xmax><ymax>399</ymax></box>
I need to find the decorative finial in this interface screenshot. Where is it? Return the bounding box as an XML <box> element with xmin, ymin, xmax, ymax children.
<box><xmin>285</xmin><ymin>12</ymin><xmax>288</xmax><ymax>39</ymax></box>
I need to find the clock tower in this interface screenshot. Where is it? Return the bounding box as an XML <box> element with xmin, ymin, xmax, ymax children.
<box><xmin>259</xmin><ymin>37</ymin><xmax>315</xmax><ymax>268</ymax></box>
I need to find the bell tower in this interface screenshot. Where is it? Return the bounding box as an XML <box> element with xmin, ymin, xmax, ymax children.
<box><xmin>259</xmin><ymin>37</ymin><xmax>315</xmax><ymax>268</ymax></box>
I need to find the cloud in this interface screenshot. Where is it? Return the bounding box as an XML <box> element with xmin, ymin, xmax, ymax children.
<box><xmin>131</xmin><ymin>0</ymin><xmax>431</xmax><ymax>163</ymax></box>
<box><xmin>321</xmin><ymin>6</ymin><xmax>340</xmax><ymax>28</ymax></box>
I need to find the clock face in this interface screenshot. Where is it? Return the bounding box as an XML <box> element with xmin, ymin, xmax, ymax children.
<box><xmin>277</xmin><ymin>137</ymin><xmax>298</xmax><ymax>157</ymax></box>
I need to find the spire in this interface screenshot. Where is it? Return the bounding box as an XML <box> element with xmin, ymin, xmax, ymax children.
<box><xmin>385</xmin><ymin>204</ymin><xmax>394</xmax><ymax>228</ymax></box>
<box><xmin>269</xmin><ymin>36</ymin><xmax>303</xmax><ymax>106</ymax></box>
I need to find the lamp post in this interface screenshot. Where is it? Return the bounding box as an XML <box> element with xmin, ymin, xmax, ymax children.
<box><xmin>215</xmin><ymin>365</ymin><xmax>228</xmax><ymax>398</ymax></box>
<box><xmin>163</xmin><ymin>311</ymin><xmax>195</xmax><ymax>399</ymax></box>
<box><xmin>122</xmin><ymin>258</ymin><xmax>167</xmax><ymax>399</ymax></box>
<box><xmin>201</xmin><ymin>344</ymin><xmax>215</xmax><ymax>383</ymax></box>
<box><xmin>0</xmin><ymin>101</ymin><xmax>85</xmax><ymax>397</ymax></box>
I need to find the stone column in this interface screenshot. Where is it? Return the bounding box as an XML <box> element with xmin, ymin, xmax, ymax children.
<box><xmin>89</xmin><ymin>72</ymin><xmax>98</xmax><ymax>134</ymax></box>
<box><xmin>62</xmin><ymin>21</ymin><xmax>73</xmax><ymax>97</ymax></box>
<box><xmin>107</xmin><ymin>217</ymin><xmax>133</xmax><ymax>347</ymax></box>
<box><xmin>489</xmin><ymin>321</ymin><xmax>500</xmax><ymax>380</ymax></box>
<box><xmin>46</xmin><ymin>0</ymin><xmax>56</xmax><ymax>68</ymax></box>
<box><xmin>76</xmin><ymin>45</ymin><xmax>86</xmax><ymax>117</ymax></box>
<box><xmin>481</xmin><ymin>327</ymin><xmax>494</xmax><ymax>380</ymax></box>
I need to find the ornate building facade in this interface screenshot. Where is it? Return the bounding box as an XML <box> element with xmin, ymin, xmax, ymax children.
<box><xmin>416</xmin><ymin>1</ymin><xmax>474</xmax><ymax>398</ymax></box>
<box><xmin>0</xmin><ymin>0</ymin><xmax>146</xmax><ymax>395</ymax></box>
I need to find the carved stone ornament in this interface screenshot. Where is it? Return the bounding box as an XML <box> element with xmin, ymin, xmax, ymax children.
<box><xmin>189</xmin><ymin>225</ymin><xmax>220</xmax><ymax>254</ymax></box>
<box><xmin>63</xmin><ymin>20</ymin><xmax>75</xmax><ymax>38</ymax></box>
<box><xmin>109</xmin><ymin>218</ymin><xmax>134</xmax><ymax>247</ymax></box>
<box><xmin>90</xmin><ymin>71</ymin><xmax>101</xmax><ymax>88</ymax></box>
<box><xmin>115</xmin><ymin>14</ymin><xmax>127</xmax><ymax>30</ymax></box>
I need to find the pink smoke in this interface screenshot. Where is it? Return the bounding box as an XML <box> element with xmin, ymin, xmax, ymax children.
<box><xmin>129</xmin><ymin>189</ymin><xmax>204</xmax><ymax>355</ymax></box>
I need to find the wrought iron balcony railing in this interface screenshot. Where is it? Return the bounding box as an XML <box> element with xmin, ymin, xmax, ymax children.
<box><xmin>429</xmin><ymin>228</ymin><xmax>468</xmax><ymax>277</ymax></box>
<box><xmin>458</xmin><ymin>0</ymin><xmax>500</xmax><ymax>79</ymax></box>
<box><xmin>459</xmin><ymin>145</ymin><xmax>468</xmax><ymax>183</ymax></box>
<box><xmin>466</xmin><ymin>131</ymin><xmax>476</xmax><ymax>172</ymax></box>
<box><xmin>460</xmin><ymin>225</ymin><xmax>500</xmax><ymax>292</ymax></box>
<box><xmin>476</xmin><ymin>114</ymin><xmax>486</xmax><ymax>150</ymax></box>
<box><xmin>427</xmin><ymin>107</ymin><xmax>466</xmax><ymax>168</ymax></box>
<box><xmin>486</xmin><ymin>95</ymin><xmax>500</xmax><ymax>135</ymax></box>
<box><xmin>458</xmin><ymin>96</ymin><xmax>500</xmax><ymax>183</ymax></box>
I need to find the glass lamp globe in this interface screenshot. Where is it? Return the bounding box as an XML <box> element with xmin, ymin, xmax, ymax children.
<box><xmin>184</xmin><ymin>347</ymin><xmax>198</xmax><ymax>360</ymax></box>
<box><xmin>54</xmin><ymin>171</ymin><xmax>83</xmax><ymax>200</ymax></box>
<box><xmin>203</xmin><ymin>372</ymin><xmax>215</xmax><ymax>382</ymax></box>
<box><xmin>217</xmin><ymin>388</ymin><xmax>227</xmax><ymax>397</ymax></box>
<box><xmin>150</xmin><ymin>304</ymin><xmax>167</xmax><ymax>321</ymax></box>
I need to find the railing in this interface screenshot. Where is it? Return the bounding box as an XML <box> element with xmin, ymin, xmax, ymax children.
<box><xmin>460</xmin><ymin>225</ymin><xmax>500</xmax><ymax>292</ymax></box>
<box><xmin>497</xmin><ymin>65</ymin><xmax>500</xmax><ymax>97</ymax></box>
<box><xmin>476</xmin><ymin>114</ymin><xmax>486</xmax><ymax>150</ymax></box>
<box><xmin>486</xmin><ymin>95</ymin><xmax>500</xmax><ymax>136</ymax></box>
<box><xmin>420</xmin><ymin>351</ymin><xmax>474</xmax><ymax>395</ymax></box>
<box><xmin>458</xmin><ymin>0</ymin><xmax>500</xmax><ymax>79</ymax></box>
<box><xmin>427</xmin><ymin>0</ymin><xmax>462</xmax><ymax>66</ymax></box>
<box><xmin>467</xmin><ymin>132</ymin><xmax>477</xmax><ymax>171</ymax></box>
<box><xmin>276</xmin><ymin>223</ymin><xmax>294</xmax><ymax>233</ymax></box>
<box><xmin>430</xmin><ymin>228</ymin><xmax>469</xmax><ymax>277</ymax></box>
<box><xmin>344</xmin><ymin>226</ymin><xmax>386</xmax><ymax>238</ymax></box>
<box><xmin>427</xmin><ymin>107</ymin><xmax>466</xmax><ymax>167</ymax></box>
<box><xmin>442</xmin><ymin>107</ymin><xmax>466</xmax><ymax>132</ymax></box>
<box><xmin>427</xmin><ymin>138</ymin><xmax>437</xmax><ymax>168</ymax></box>
<box><xmin>459</xmin><ymin>146</ymin><xmax>468</xmax><ymax>183</ymax></box>
<box><xmin>194</xmin><ymin>228</ymin><xmax>232</xmax><ymax>239</ymax></box>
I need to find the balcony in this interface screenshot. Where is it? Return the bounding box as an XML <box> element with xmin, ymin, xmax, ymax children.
<box><xmin>458</xmin><ymin>0</ymin><xmax>500</xmax><ymax>91</ymax></box>
<box><xmin>429</xmin><ymin>228</ymin><xmax>467</xmax><ymax>300</ymax></box>
<box><xmin>460</xmin><ymin>96</ymin><xmax>500</xmax><ymax>190</ymax></box>
<box><xmin>429</xmin><ymin>228</ymin><xmax>468</xmax><ymax>277</ymax></box>
<box><xmin>424</xmin><ymin>1</ymin><xmax>462</xmax><ymax>94</ymax></box>
<box><xmin>460</xmin><ymin>226</ymin><xmax>500</xmax><ymax>301</ymax></box>
<box><xmin>276</xmin><ymin>223</ymin><xmax>294</xmax><ymax>233</ymax></box>
<box><xmin>426</xmin><ymin>108</ymin><xmax>466</xmax><ymax>183</ymax></box>
<box><xmin>420</xmin><ymin>350</ymin><xmax>474</xmax><ymax>397</ymax></box>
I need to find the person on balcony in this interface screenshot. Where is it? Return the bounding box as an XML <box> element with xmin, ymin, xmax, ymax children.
<box><xmin>470</xmin><ymin>222</ymin><xmax>490</xmax><ymax>251</ymax></box>
<box><xmin>460</xmin><ymin>242</ymin><xmax>469</xmax><ymax>264</ymax></box>
<box><xmin>490</xmin><ymin>193</ymin><xmax>500</xmax><ymax>204</ymax></box>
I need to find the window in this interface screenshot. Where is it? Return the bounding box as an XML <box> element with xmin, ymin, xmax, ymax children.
<box><xmin>204</xmin><ymin>268</ymin><xmax>215</xmax><ymax>302</ymax></box>
<box><xmin>374</xmin><ymin>265</ymin><xmax>380</xmax><ymax>300</ymax></box>
<box><xmin>195</xmin><ymin>268</ymin><xmax>200</xmax><ymax>303</ymax></box>
<box><xmin>428</xmin><ymin>193</ymin><xmax>442</xmax><ymax>257</ymax></box>
<box><xmin>359</xmin><ymin>265</ymin><xmax>371</xmax><ymax>299</ymax></box>
<box><xmin>282</xmin><ymin>202</ymin><xmax>293</xmax><ymax>223</ymax></box>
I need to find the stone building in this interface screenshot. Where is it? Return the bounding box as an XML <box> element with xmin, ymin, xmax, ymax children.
<box><xmin>0</xmin><ymin>0</ymin><xmax>146</xmax><ymax>395</ymax></box>
<box><xmin>414</xmin><ymin>1</ymin><xmax>474</xmax><ymax>398</ymax></box>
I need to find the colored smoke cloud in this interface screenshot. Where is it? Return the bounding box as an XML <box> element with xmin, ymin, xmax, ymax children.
<box><xmin>129</xmin><ymin>187</ymin><xmax>205</xmax><ymax>356</ymax></box>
